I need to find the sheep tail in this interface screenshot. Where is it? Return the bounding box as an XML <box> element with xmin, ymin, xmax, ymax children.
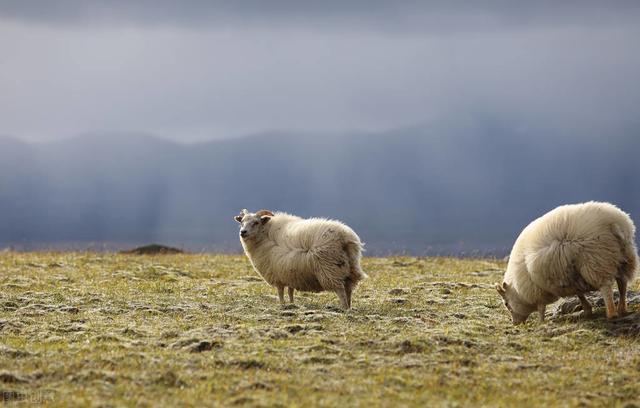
<box><xmin>611</xmin><ymin>223</ymin><xmax>639</xmax><ymax>282</ymax></box>
<box><xmin>344</xmin><ymin>239</ymin><xmax>367</xmax><ymax>283</ymax></box>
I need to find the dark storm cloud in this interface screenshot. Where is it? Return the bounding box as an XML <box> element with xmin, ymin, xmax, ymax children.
<box><xmin>1</xmin><ymin>1</ymin><xmax>640</xmax><ymax>32</ymax></box>
<box><xmin>0</xmin><ymin>1</ymin><xmax>639</xmax><ymax>142</ymax></box>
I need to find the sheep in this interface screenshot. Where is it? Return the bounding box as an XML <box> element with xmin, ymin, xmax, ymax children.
<box><xmin>234</xmin><ymin>209</ymin><xmax>367</xmax><ymax>309</ymax></box>
<box><xmin>496</xmin><ymin>201</ymin><xmax>638</xmax><ymax>324</ymax></box>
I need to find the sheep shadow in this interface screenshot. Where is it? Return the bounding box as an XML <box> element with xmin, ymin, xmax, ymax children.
<box><xmin>551</xmin><ymin>290</ymin><xmax>640</xmax><ymax>337</ymax></box>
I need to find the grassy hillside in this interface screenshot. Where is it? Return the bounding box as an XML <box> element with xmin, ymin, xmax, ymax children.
<box><xmin>1</xmin><ymin>253</ymin><xmax>639</xmax><ymax>407</ymax></box>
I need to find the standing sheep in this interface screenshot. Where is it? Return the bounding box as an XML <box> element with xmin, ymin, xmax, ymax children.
<box><xmin>234</xmin><ymin>209</ymin><xmax>366</xmax><ymax>309</ymax></box>
<box><xmin>497</xmin><ymin>201</ymin><xmax>638</xmax><ymax>324</ymax></box>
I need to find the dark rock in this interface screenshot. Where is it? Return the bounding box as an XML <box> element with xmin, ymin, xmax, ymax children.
<box><xmin>120</xmin><ymin>244</ymin><xmax>185</xmax><ymax>255</ymax></box>
<box><xmin>553</xmin><ymin>290</ymin><xmax>640</xmax><ymax>317</ymax></box>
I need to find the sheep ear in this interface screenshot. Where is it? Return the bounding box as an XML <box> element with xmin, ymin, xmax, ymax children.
<box><xmin>260</xmin><ymin>215</ymin><xmax>272</xmax><ymax>225</ymax></box>
<box><xmin>256</xmin><ymin>210</ymin><xmax>274</xmax><ymax>217</ymax></box>
<box><xmin>235</xmin><ymin>209</ymin><xmax>247</xmax><ymax>223</ymax></box>
<box><xmin>495</xmin><ymin>282</ymin><xmax>507</xmax><ymax>295</ymax></box>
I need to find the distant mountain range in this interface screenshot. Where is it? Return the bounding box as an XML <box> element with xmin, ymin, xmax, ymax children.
<box><xmin>1</xmin><ymin>116</ymin><xmax>639</xmax><ymax>255</ymax></box>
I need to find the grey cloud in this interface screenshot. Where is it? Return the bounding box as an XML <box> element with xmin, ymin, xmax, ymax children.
<box><xmin>1</xmin><ymin>1</ymin><xmax>640</xmax><ymax>32</ymax></box>
<box><xmin>0</xmin><ymin>2</ymin><xmax>639</xmax><ymax>143</ymax></box>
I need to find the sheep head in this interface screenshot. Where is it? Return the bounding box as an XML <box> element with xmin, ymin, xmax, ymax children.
<box><xmin>496</xmin><ymin>281</ymin><xmax>535</xmax><ymax>325</ymax></box>
<box><xmin>235</xmin><ymin>209</ymin><xmax>274</xmax><ymax>241</ymax></box>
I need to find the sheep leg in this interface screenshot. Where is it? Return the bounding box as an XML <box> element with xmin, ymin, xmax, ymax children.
<box><xmin>288</xmin><ymin>287</ymin><xmax>295</xmax><ymax>303</ymax></box>
<box><xmin>577</xmin><ymin>294</ymin><xmax>593</xmax><ymax>317</ymax></box>
<box><xmin>335</xmin><ymin>286</ymin><xmax>350</xmax><ymax>310</ymax></box>
<box><xmin>344</xmin><ymin>280</ymin><xmax>353</xmax><ymax>309</ymax></box>
<box><xmin>537</xmin><ymin>304</ymin><xmax>546</xmax><ymax>322</ymax></box>
<box><xmin>616</xmin><ymin>277</ymin><xmax>628</xmax><ymax>315</ymax></box>
<box><xmin>600</xmin><ymin>284</ymin><xmax>618</xmax><ymax>318</ymax></box>
<box><xmin>277</xmin><ymin>286</ymin><xmax>285</xmax><ymax>304</ymax></box>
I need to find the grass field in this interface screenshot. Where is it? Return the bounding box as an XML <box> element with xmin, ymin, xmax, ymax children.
<box><xmin>1</xmin><ymin>252</ymin><xmax>639</xmax><ymax>407</ymax></box>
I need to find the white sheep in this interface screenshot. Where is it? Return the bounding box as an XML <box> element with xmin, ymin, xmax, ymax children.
<box><xmin>234</xmin><ymin>209</ymin><xmax>367</xmax><ymax>309</ymax></box>
<box><xmin>497</xmin><ymin>201</ymin><xmax>638</xmax><ymax>324</ymax></box>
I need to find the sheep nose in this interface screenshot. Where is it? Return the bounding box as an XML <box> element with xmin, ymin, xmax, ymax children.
<box><xmin>240</xmin><ymin>230</ymin><xmax>248</xmax><ymax>237</ymax></box>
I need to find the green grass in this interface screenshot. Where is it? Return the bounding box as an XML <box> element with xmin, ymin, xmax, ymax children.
<box><xmin>1</xmin><ymin>253</ymin><xmax>639</xmax><ymax>407</ymax></box>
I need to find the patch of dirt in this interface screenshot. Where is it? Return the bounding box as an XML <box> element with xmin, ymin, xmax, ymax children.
<box><xmin>302</xmin><ymin>356</ymin><xmax>336</xmax><ymax>365</ymax></box>
<box><xmin>231</xmin><ymin>396</ymin><xmax>254</xmax><ymax>406</ymax></box>
<box><xmin>189</xmin><ymin>340</ymin><xmax>222</xmax><ymax>353</ymax></box>
<box><xmin>239</xmin><ymin>381</ymin><xmax>273</xmax><ymax>391</ymax></box>
<box><xmin>155</xmin><ymin>371</ymin><xmax>187</xmax><ymax>387</ymax></box>
<box><xmin>0</xmin><ymin>390</ymin><xmax>26</xmax><ymax>402</ymax></box>
<box><xmin>470</xmin><ymin>268</ymin><xmax>503</xmax><ymax>277</ymax></box>
<box><xmin>0</xmin><ymin>346</ymin><xmax>32</xmax><ymax>358</ymax></box>
<box><xmin>264</xmin><ymin>328</ymin><xmax>290</xmax><ymax>339</ymax></box>
<box><xmin>391</xmin><ymin>261</ymin><xmax>417</xmax><ymax>267</ymax></box>
<box><xmin>433</xmin><ymin>335</ymin><xmax>478</xmax><ymax>348</ymax></box>
<box><xmin>423</xmin><ymin>281</ymin><xmax>493</xmax><ymax>289</ymax></box>
<box><xmin>228</xmin><ymin>359</ymin><xmax>266</xmax><ymax>370</ymax></box>
<box><xmin>388</xmin><ymin>288</ymin><xmax>409</xmax><ymax>295</ymax></box>
<box><xmin>396</xmin><ymin>339</ymin><xmax>426</xmax><ymax>354</ymax></box>
<box><xmin>69</xmin><ymin>369</ymin><xmax>117</xmax><ymax>384</ymax></box>
<box><xmin>283</xmin><ymin>324</ymin><xmax>324</xmax><ymax>335</ymax></box>
<box><xmin>170</xmin><ymin>338</ymin><xmax>223</xmax><ymax>352</ymax></box>
<box><xmin>0</xmin><ymin>372</ymin><xmax>29</xmax><ymax>384</ymax></box>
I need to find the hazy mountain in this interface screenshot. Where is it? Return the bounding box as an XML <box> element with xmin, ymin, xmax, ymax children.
<box><xmin>1</xmin><ymin>117</ymin><xmax>639</xmax><ymax>254</ymax></box>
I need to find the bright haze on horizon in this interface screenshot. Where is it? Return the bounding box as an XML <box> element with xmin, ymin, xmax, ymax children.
<box><xmin>1</xmin><ymin>1</ymin><xmax>639</xmax><ymax>143</ymax></box>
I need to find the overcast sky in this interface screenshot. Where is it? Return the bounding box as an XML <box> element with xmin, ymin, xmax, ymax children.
<box><xmin>1</xmin><ymin>1</ymin><xmax>639</xmax><ymax>142</ymax></box>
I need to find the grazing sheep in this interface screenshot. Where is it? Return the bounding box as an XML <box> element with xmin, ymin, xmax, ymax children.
<box><xmin>497</xmin><ymin>201</ymin><xmax>638</xmax><ymax>324</ymax></box>
<box><xmin>234</xmin><ymin>209</ymin><xmax>366</xmax><ymax>309</ymax></box>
